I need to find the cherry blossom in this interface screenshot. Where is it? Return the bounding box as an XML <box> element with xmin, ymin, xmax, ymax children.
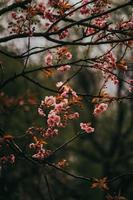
<box><xmin>44</xmin><ymin>52</ymin><xmax>53</xmax><ymax>66</ymax></box>
<box><xmin>38</xmin><ymin>107</ymin><xmax>46</xmax><ymax>117</ymax></box>
<box><xmin>47</xmin><ymin>112</ymin><xmax>61</xmax><ymax>127</ymax></box>
<box><xmin>80</xmin><ymin>122</ymin><xmax>94</xmax><ymax>133</ymax></box>
<box><xmin>65</xmin><ymin>52</ymin><xmax>72</xmax><ymax>60</ymax></box>
<box><xmin>32</xmin><ymin>149</ymin><xmax>51</xmax><ymax>160</ymax></box>
<box><xmin>45</xmin><ymin>128</ymin><xmax>59</xmax><ymax>138</ymax></box>
<box><xmin>93</xmin><ymin>103</ymin><xmax>108</xmax><ymax>116</ymax></box>
<box><xmin>57</xmin><ymin>65</ymin><xmax>71</xmax><ymax>72</ymax></box>
<box><xmin>44</xmin><ymin>96</ymin><xmax>56</xmax><ymax>107</ymax></box>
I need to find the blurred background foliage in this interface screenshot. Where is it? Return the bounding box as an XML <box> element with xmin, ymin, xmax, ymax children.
<box><xmin>0</xmin><ymin>1</ymin><xmax>133</xmax><ymax>200</ymax></box>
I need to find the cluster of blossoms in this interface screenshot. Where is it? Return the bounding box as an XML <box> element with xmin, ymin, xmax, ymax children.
<box><xmin>29</xmin><ymin>139</ymin><xmax>51</xmax><ymax>160</ymax></box>
<box><xmin>57</xmin><ymin>47</ymin><xmax>72</xmax><ymax>71</ymax></box>
<box><xmin>32</xmin><ymin>149</ymin><xmax>51</xmax><ymax>160</ymax></box>
<box><xmin>44</xmin><ymin>47</ymin><xmax>72</xmax><ymax>72</ymax></box>
<box><xmin>85</xmin><ymin>14</ymin><xmax>109</xmax><ymax>37</ymax></box>
<box><xmin>80</xmin><ymin>0</ymin><xmax>110</xmax><ymax>16</ymax></box>
<box><xmin>8</xmin><ymin>3</ymin><xmax>43</xmax><ymax>35</ymax></box>
<box><xmin>80</xmin><ymin>0</ymin><xmax>130</xmax><ymax>46</ymax></box>
<box><xmin>57</xmin><ymin>47</ymin><xmax>72</xmax><ymax>60</ymax></box>
<box><xmin>38</xmin><ymin>82</ymin><xmax>80</xmax><ymax>134</ymax></box>
<box><xmin>80</xmin><ymin>0</ymin><xmax>90</xmax><ymax>15</ymax></box>
<box><xmin>85</xmin><ymin>27</ymin><xmax>96</xmax><ymax>36</ymax></box>
<box><xmin>94</xmin><ymin>52</ymin><xmax>119</xmax><ymax>85</ymax></box>
<box><xmin>57</xmin><ymin>64</ymin><xmax>71</xmax><ymax>72</ymax></box>
<box><xmin>8</xmin><ymin>1</ymin><xmax>56</xmax><ymax>35</ymax></box>
<box><xmin>9</xmin><ymin>1</ymin><xmax>72</xmax><ymax>39</ymax></box>
<box><xmin>27</xmin><ymin>128</ymin><xmax>52</xmax><ymax>160</ymax></box>
<box><xmin>28</xmin><ymin>81</ymin><xmax>96</xmax><ymax>160</ymax></box>
<box><xmin>93</xmin><ymin>103</ymin><xmax>108</xmax><ymax>116</ymax></box>
<box><xmin>28</xmin><ymin>83</ymin><xmax>83</xmax><ymax>160</ymax></box>
<box><xmin>118</xmin><ymin>16</ymin><xmax>133</xmax><ymax>30</ymax></box>
<box><xmin>93</xmin><ymin>15</ymin><xmax>109</xmax><ymax>29</ymax></box>
<box><xmin>8</xmin><ymin>3</ymin><xmax>48</xmax><ymax>36</ymax></box>
<box><xmin>80</xmin><ymin>122</ymin><xmax>94</xmax><ymax>134</ymax></box>
<box><xmin>117</xmin><ymin>17</ymin><xmax>133</xmax><ymax>46</ymax></box>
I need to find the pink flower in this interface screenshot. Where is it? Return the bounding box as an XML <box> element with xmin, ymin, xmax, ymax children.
<box><xmin>44</xmin><ymin>52</ymin><xmax>53</xmax><ymax>66</ymax></box>
<box><xmin>80</xmin><ymin>6</ymin><xmax>90</xmax><ymax>15</ymax></box>
<box><xmin>65</xmin><ymin>52</ymin><xmax>72</xmax><ymax>60</ymax></box>
<box><xmin>45</xmin><ymin>128</ymin><xmax>58</xmax><ymax>138</ymax></box>
<box><xmin>54</xmin><ymin>102</ymin><xmax>65</xmax><ymax>113</ymax></box>
<box><xmin>68</xmin><ymin>112</ymin><xmax>79</xmax><ymax>119</ymax></box>
<box><xmin>44</xmin><ymin>10</ymin><xmax>55</xmax><ymax>22</ymax></box>
<box><xmin>61</xmin><ymin>91</ymin><xmax>68</xmax><ymax>98</ymax></box>
<box><xmin>47</xmin><ymin>113</ymin><xmax>61</xmax><ymax>127</ymax></box>
<box><xmin>86</xmin><ymin>27</ymin><xmax>95</xmax><ymax>35</ymax></box>
<box><xmin>119</xmin><ymin>17</ymin><xmax>133</xmax><ymax>30</ymax></box>
<box><xmin>57</xmin><ymin>65</ymin><xmax>71</xmax><ymax>72</ymax></box>
<box><xmin>93</xmin><ymin>17</ymin><xmax>106</xmax><ymax>28</ymax></box>
<box><xmin>38</xmin><ymin>107</ymin><xmax>46</xmax><ymax>117</ymax></box>
<box><xmin>59</xmin><ymin>30</ymin><xmax>69</xmax><ymax>39</ymax></box>
<box><xmin>94</xmin><ymin>51</ymin><xmax>117</xmax><ymax>85</ymax></box>
<box><xmin>44</xmin><ymin>96</ymin><xmax>56</xmax><ymax>107</ymax></box>
<box><xmin>32</xmin><ymin>149</ymin><xmax>51</xmax><ymax>160</ymax></box>
<box><xmin>93</xmin><ymin>103</ymin><xmax>108</xmax><ymax>116</ymax></box>
<box><xmin>80</xmin><ymin>122</ymin><xmax>94</xmax><ymax>133</ymax></box>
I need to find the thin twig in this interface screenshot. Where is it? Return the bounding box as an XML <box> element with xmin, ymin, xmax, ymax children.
<box><xmin>44</xmin><ymin>175</ymin><xmax>55</xmax><ymax>200</ymax></box>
